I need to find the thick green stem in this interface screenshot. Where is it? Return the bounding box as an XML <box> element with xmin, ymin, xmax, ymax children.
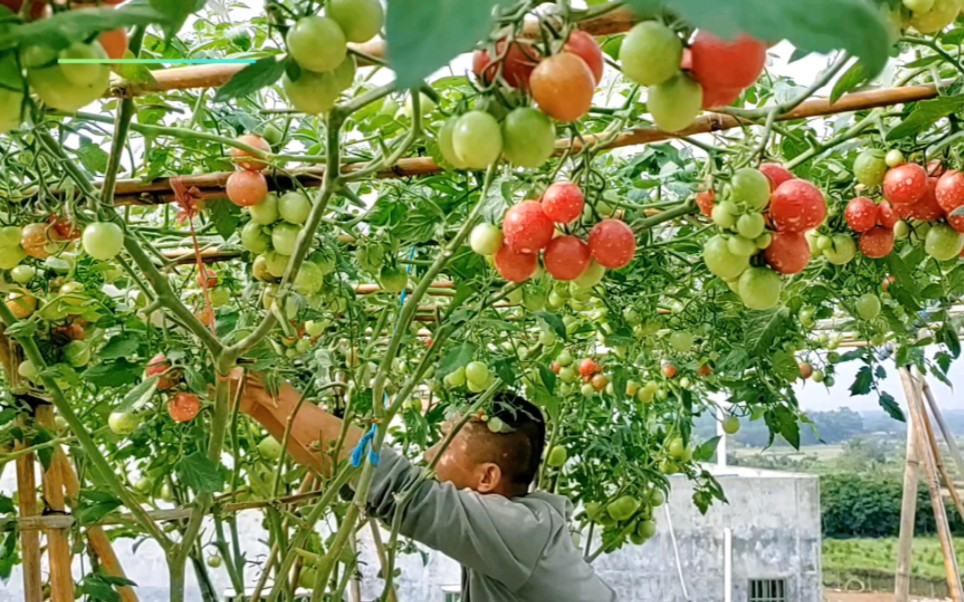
<box><xmin>100</xmin><ymin>98</ymin><xmax>135</xmax><ymax>209</ymax></box>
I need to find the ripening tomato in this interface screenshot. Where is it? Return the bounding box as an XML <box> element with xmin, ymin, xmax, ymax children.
<box><xmin>700</xmin><ymin>84</ymin><xmax>742</xmax><ymax>110</ymax></box>
<box><xmin>763</xmin><ymin>231</ymin><xmax>810</xmax><ymax>275</ymax></box>
<box><xmin>145</xmin><ymin>353</ymin><xmax>178</xmax><ymax>390</ymax></box>
<box><xmin>231</xmin><ymin>134</ymin><xmax>271</xmax><ymax>171</ymax></box>
<box><xmin>769</xmin><ymin>179</ymin><xmax>827</xmax><ymax>233</ymax></box>
<box><xmin>98</xmin><ymin>28</ymin><xmax>128</xmax><ymax>61</ymax></box>
<box><xmin>503</xmin><ymin>201</ymin><xmax>554</xmax><ymax>253</ymax></box>
<box><xmin>883</xmin><ymin>163</ymin><xmax>927</xmax><ymax>206</ymax></box>
<box><xmin>226</xmin><ymin>170</ymin><xmax>268</xmax><ymax>207</ymax></box>
<box><xmin>859</xmin><ymin>226</ymin><xmax>895</xmax><ymax>259</ymax></box>
<box><xmin>662</xmin><ymin>362</ymin><xmax>678</xmax><ymax>379</ymax></box>
<box><xmin>758</xmin><ymin>163</ymin><xmax>794</xmax><ymax>191</ymax></box>
<box><xmin>936</xmin><ymin>170</ymin><xmax>964</xmax><ymax>214</ymax></box>
<box><xmin>844</xmin><ymin>197</ymin><xmax>879</xmax><ymax>232</ymax></box>
<box><xmin>472</xmin><ymin>39</ymin><xmax>541</xmax><ymax>89</ymax></box>
<box><xmin>544</xmin><ymin>236</ymin><xmax>591</xmax><ymax>281</ymax></box>
<box><xmin>689</xmin><ymin>32</ymin><xmax>767</xmax><ymax>91</ymax></box>
<box><xmin>530</xmin><ymin>52</ymin><xmax>595</xmax><ymax>123</ymax></box>
<box><xmin>878</xmin><ymin>200</ymin><xmax>899</xmax><ymax>228</ymax></box>
<box><xmin>564</xmin><ymin>31</ymin><xmax>604</xmax><ymax>84</ymax></box>
<box><xmin>21</xmin><ymin>222</ymin><xmax>54</xmax><ymax>259</ymax></box>
<box><xmin>578</xmin><ymin>358</ymin><xmax>601</xmax><ymax>378</ymax></box>
<box><xmin>901</xmin><ymin>177</ymin><xmax>943</xmax><ymax>221</ymax></box>
<box><xmin>196</xmin><ymin>267</ymin><xmax>218</xmax><ymax>288</ymax></box>
<box><xmin>696</xmin><ymin>188</ymin><xmax>716</xmax><ymax>218</ymax></box>
<box><xmin>493</xmin><ymin>245</ymin><xmax>538</xmax><ymax>283</ymax></box>
<box><xmin>1</xmin><ymin>0</ymin><xmax>47</xmax><ymax>20</ymax></box>
<box><xmin>541</xmin><ymin>182</ymin><xmax>584</xmax><ymax>224</ymax></box>
<box><xmin>168</xmin><ymin>392</ymin><xmax>202</xmax><ymax>423</ymax></box>
<box><xmin>588</xmin><ymin>218</ymin><xmax>636</xmax><ymax>269</ymax></box>
<box><xmin>47</xmin><ymin>215</ymin><xmax>80</xmax><ymax>241</ymax></box>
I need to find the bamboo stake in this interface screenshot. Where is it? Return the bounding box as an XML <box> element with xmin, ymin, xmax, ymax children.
<box><xmin>109</xmin><ymin>7</ymin><xmax>636</xmax><ymax>98</ymax></box>
<box><xmin>899</xmin><ymin>367</ymin><xmax>963</xmax><ymax>602</ymax></box>
<box><xmin>58</xmin><ymin>454</ymin><xmax>140</xmax><ymax>602</ymax></box>
<box><xmin>36</xmin><ymin>405</ymin><xmax>75</xmax><ymax>602</ymax></box>
<box><xmin>918</xmin><ymin>390</ymin><xmax>964</xmax><ymax>524</ymax></box>
<box><xmin>895</xmin><ymin>381</ymin><xmax>921</xmax><ymax>602</ymax></box>
<box><xmin>920</xmin><ymin>376</ymin><xmax>964</xmax><ymax>478</ymax></box>
<box><xmin>14</xmin><ymin>420</ymin><xmax>43</xmax><ymax>602</ymax></box>
<box><xmin>45</xmin><ymin>83</ymin><xmax>942</xmax><ymax>207</ymax></box>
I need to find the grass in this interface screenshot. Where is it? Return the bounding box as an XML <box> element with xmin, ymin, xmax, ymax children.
<box><xmin>824</xmin><ymin>537</ymin><xmax>964</xmax><ymax>582</ymax></box>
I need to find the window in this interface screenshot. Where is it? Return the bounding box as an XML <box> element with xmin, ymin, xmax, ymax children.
<box><xmin>748</xmin><ymin>578</ymin><xmax>787</xmax><ymax>602</ymax></box>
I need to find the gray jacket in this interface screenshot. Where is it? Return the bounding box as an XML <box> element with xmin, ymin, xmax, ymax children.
<box><xmin>367</xmin><ymin>447</ymin><xmax>617</xmax><ymax>601</ymax></box>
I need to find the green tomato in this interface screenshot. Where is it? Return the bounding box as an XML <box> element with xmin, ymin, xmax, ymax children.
<box><xmin>206</xmin><ymin>555</ymin><xmax>223</xmax><ymax>568</ymax></box>
<box><xmin>257</xmin><ymin>435</ymin><xmax>283</xmax><ymax>460</ymax></box>
<box><xmin>465</xmin><ymin>361</ymin><xmax>490</xmax><ymax>386</ymax></box>
<box><xmin>18</xmin><ymin>359</ymin><xmax>38</xmax><ymax>381</ymax></box>
<box><xmin>811</xmin><ymin>369</ymin><xmax>825</xmax><ymax>383</ymax></box>
<box><xmin>332</xmin><ymin>55</ymin><xmax>357</xmax><ymax>91</ymax></box>
<box><xmin>10</xmin><ymin>264</ymin><xmax>35</xmax><ymax>284</ymax></box>
<box><xmin>443</xmin><ymin>366</ymin><xmax>466</xmax><ymax>389</ymax></box>
<box><xmin>400</xmin><ymin>92</ymin><xmax>436</xmax><ymax>120</ymax></box>
<box><xmin>738</xmin><ymin>267</ymin><xmax>782</xmax><ymax>311</ymax></box>
<box><xmin>502</xmin><ymin>107</ymin><xmax>555</xmax><ymax>169</ymax></box>
<box><xmin>559</xmin><ymin>366</ymin><xmax>577</xmax><ymax>383</ymax></box>
<box><xmin>282</xmin><ymin>70</ymin><xmax>339</xmax><ymax>114</ymax></box>
<box><xmin>546</xmin><ymin>445</ymin><xmax>567</xmax><ymax>468</ymax></box>
<box><xmin>437</xmin><ymin>117</ymin><xmax>468</xmax><ymax>169</ymax></box>
<box><xmin>82</xmin><ymin>222</ymin><xmax>124</xmax><ymax>261</ymax></box>
<box><xmin>712</xmin><ymin>200</ymin><xmax>739</xmax><ymax>229</ymax></box>
<box><xmin>909</xmin><ymin>0</ymin><xmax>960</xmax><ymax>32</ymax></box>
<box><xmin>469</xmin><ymin>223</ymin><xmax>504</xmax><ymax>256</ymax></box>
<box><xmin>241</xmin><ymin>222</ymin><xmax>271</xmax><ymax>254</ymax></box>
<box><xmin>730</xmin><ymin>168</ymin><xmax>771</xmax><ymax>211</ymax></box>
<box><xmin>607</xmin><ymin>495</ymin><xmax>640</xmax><ymax>521</ymax></box>
<box><xmin>894</xmin><ymin>220</ymin><xmax>910</xmax><ymax>240</ymax></box>
<box><xmin>286</xmin><ymin>16</ymin><xmax>347</xmax><ymax>73</ymax></box>
<box><xmin>823</xmin><ymin>234</ymin><xmax>857</xmax><ymax>266</ymax></box>
<box><xmin>727</xmin><ymin>235</ymin><xmax>757</xmax><ymax>257</ymax></box>
<box><xmin>637</xmin><ymin>381</ymin><xmax>658</xmax><ymax>404</ymax></box>
<box><xmin>264</xmin><ymin>251</ymin><xmax>291</xmax><ymax>278</ymax></box>
<box><xmin>637</xmin><ymin>519</ymin><xmax>657</xmax><ymax>539</ymax></box>
<box><xmin>133</xmin><ymin>476</ymin><xmax>154</xmax><ymax>494</ymax></box>
<box><xmin>452</xmin><ymin>111</ymin><xmax>503</xmax><ymax>169</ymax></box>
<box><xmin>903</xmin><ymin>0</ymin><xmax>935</xmax><ymax>13</ymax></box>
<box><xmin>885</xmin><ymin>149</ymin><xmax>905</xmax><ymax>167</ymax></box>
<box><xmin>924</xmin><ymin>223</ymin><xmax>964</xmax><ymax>261</ymax></box>
<box><xmin>294</xmin><ymin>261</ymin><xmax>325</xmax><ymax>295</ymax></box>
<box><xmin>736</xmin><ymin>212</ymin><xmax>766</xmax><ymax>239</ymax></box>
<box><xmin>108</xmin><ymin>411</ymin><xmax>140</xmax><ymax>436</ymax></box>
<box><xmin>0</xmin><ymin>225</ymin><xmax>22</xmax><ymax>248</ymax></box>
<box><xmin>722</xmin><ymin>416</ymin><xmax>740</xmax><ymax>435</ymax></box>
<box><xmin>63</xmin><ymin>340</ymin><xmax>90</xmax><ymax>367</ymax></box>
<box><xmin>580</xmin><ymin>383</ymin><xmax>596</xmax><ymax>397</ymax></box>
<box><xmin>824</xmin><ymin>375</ymin><xmax>836</xmax><ymax>387</ymax></box>
<box><xmin>755</xmin><ymin>232</ymin><xmax>772</xmax><ymax>250</ymax></box>
<box><xmin>647</xmin><ymin>73</ymin><xmax>702</xmax><ymax>132</ymax></box>
<box><xmin>24</xmin><ymin>44</ymin><xmax>109</xmax><ymax>112</ymax></box>
<box><xmin>379</xmin><ymin>265</ymin><xmax>408</xmax><ymax>294</ymax></box>
<box><xmin>271</xmin><ymin>223</ymin><xmax>302</xmax><ymax>256</ymax></box>
<box><xmin>669</xmin><ymin>331</ymin><xmax>694</xmax><ymax>353</ymax></box>
<box><xmin>59</xmin><ymin>41</ymin><xmax>109</xmax><ymax>87</ymax></box>
<box><xmin>853</xmin><ymin>149</ymin><xmax>887</xmax><ymax>187</ymax></box>
<box><xmin>278</xmin><ymin>191</ymin><xmax>311</xmax><ymax>225</ymax></box>
<box><xmin>573</xmin><ymin>261</ymin><xmax>605</xmax><ymax>288</ymax></box>
<box><xmin>619</xmin><ymin>21</ymin><xmax>682</xmax><ymax>86</ymax></box>
<box><xmin>855</xmin><ymin>293</ymin><xmax>882</xmax><ymax>321</ymax></box>
<box><xmin>328</xmin><ymin>0</ymin><xmax>384</xmax><ymax>43</ymax></box>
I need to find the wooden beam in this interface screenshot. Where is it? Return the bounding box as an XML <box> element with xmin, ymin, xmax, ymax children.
<box><xmin>894</xmin><ymin>377</ymin><xmax>921</xmax><ymax>602</ymax></box>
<box><xmin>14</xmin><ymin>422</ymin><xmax>43</xmax><ymax>602</ymax></box>
<box><xmin>36</xmin><ymin>405</ymin><xmax>75</xmax><ymax>602</ymax></box>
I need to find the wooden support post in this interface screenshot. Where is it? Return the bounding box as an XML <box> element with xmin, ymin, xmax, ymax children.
<box><xmin>916</xmin><ymin>387</ymin><xmax>964</xmax><ymax>523</ymax></box>
<box><xmin>900</xmin><ymin>367</ymin><xmax>964</xmax><ymax>602</ymax></box>
<box><xmin>36</xmin><ymin>405</ymin><xmax>74</xmax><ymax>602</ymax></box>
<box><xmin>919</xmin><ymin>375</ymin><xmax>964</xmax><ymax>477</ymax></box>
<box><xmin>58</xmin><ymin>453</ymin><xmax>139</xmax><ymax>602</ymax></box>
<box><xmin>895</xmin><ymin>379</ymin><xmax>921</xmax><ymax>602</ymax></box>
<box><xmin>14</xmin><ymin>422</ymin><xmax>43</xmax><ymax>602</ymax></box>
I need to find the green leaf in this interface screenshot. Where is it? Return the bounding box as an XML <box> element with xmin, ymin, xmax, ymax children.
<box><xmin>888</xmin><ymin>95</ymin><xmax>964</xmax><ymax>141</ymax></box>
<box><xmin>78</xmin><ymin>490</ymin><xmax>122</xmax><ymax>525</ymax></box>
<box><xmin>98</xmin><ymin>333</ymin><xmax>142</xmax><ymax>360</ymax></box>
<box><xmin>694</xmin><ymin>436</ymin><xmax>721</xmax><ymax>462</ymax></box>
<box><xmin>149</xmin><ymin>0</ymin><xmax>205</xmax><ymax>38</ymax></box>
<box><xmin>747</xmin><ymin>308</ymin><xmax>790</xmax><ymax>356</ymax></box>
<box><xmin>437</xmin><ymin>342</ymin><xmax>477</xmax><ymax>376</ymax></box>
<box><xmin>83</xmin><ymin>359</ymin><xmax>141</xmax><ymax>388</ymax></box>
<box><xmin>0</xmin><ymin>495</ymin><xmax>14</xmax><ymax>514</ymax></box>
<box><xmin>0</xmin><ymin>5</ymin><xmax>168</xmax><ymax>51</ymax></box>
<box><xmin>386</xmin><ymin>0</ymin><xmax>510</xmax><ymax>89</ymax></box>
<box><xmin>213</xmin><ymin>56</ymin><xmax>286</xmax><ymax>102</ymax></box>
<box><xmin>535</xmin><ymin>311</ymin><xmax>566</xmax><ymax>341</ymax></box>
<box><xmin>653</xmin><ymin>0</ymin><xmax>890</xmax><ymax>78</ymax></box>
<box><xmin>830</xmin><ymin>61</ymin><xmax>869</xmax><ymax>103</ymax></box>
<box><xmin>178</xmin><ymin>452</ymin><xmax>224</xmax><ymax>494</ymax></box>
<box><xmin>850</xmin><ymin>365</ymin><xmax>873</xmax><ymax>396</ymax></box>
<box><xmin>537</xmin><ymin>364</ymin><xmax>556</xmax><ymax>395</ymax></box>
<box><xmin>940</xmin><ymin>321</ymin><xmax>961</xmax><ymax>359</ymax></box>
<box><xmin>116</xmin><ymin>377</ymin><xmax>157</xmax><ymax>413</ymax></box>
<box><xmin>3</xmin><ymin>319</ymin><xmax>37</xmax><ymax>338</ymax></box>
<box><xmin>115</xmin><ymin>50</ymin><xmax>156</xmax><ymax>85</ymax></box>
<box><xmin>878</xmin><ymin>391</ymin><xmax>904</xmax><ymax>422</ymax></box>
<box><xmin>207</xmin><ymin>198</ymin><xmax>241</xmax><ymax>241</ymax></box>
<box><xmin>77</xmin><ymin>138</ymin><xmax>109</xmax><ymax>174</ymax></box>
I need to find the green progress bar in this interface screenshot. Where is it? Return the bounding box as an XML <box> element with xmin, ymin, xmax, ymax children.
<box><xmin>57</xmin><ymin>58</ymin><xmax>257</xmax><ymax>65</ymax></box>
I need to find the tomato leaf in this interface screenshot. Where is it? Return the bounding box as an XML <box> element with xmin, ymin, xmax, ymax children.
<box><xmin>849</xmin><ymin>365</ymin><xmax>873</xmax><ymax>396</ymax></box>
<box><xmin>178</xmin><ymin>452</ymin><xmax>224</xmax><ymax>494</ymax></box>
<box><xmin>386</xmin><ymin>0</ymin><xmax>513</xmax><ymax>89</ymax></box>
<box><xmin>116</xmin><ymin>377</ymin><xmax>157</xmax><ymax>413</ymax></box>
<box><xmin>878</xmin><ymin>391</ymin><xmax>904</xmax><ymax>422</ymax></box>
<box><xmin>887</xmin><ymin>95</ymin><xmax>964</xmax><ymax>141</ymax></box>
<box><xmin>83</xmin><ymin>359</ymin><xmax>141</xmax><ymax>388</ymax></box>
<box><xmin>0</xmin><ymin>4</ymin><xmax>167</xmax><ymax>51</ymax></box>
<box><xmin>939</xmin><ymin>321</ymin><xmax>961</xmax><ymax>358</ymax></box>
<box><xmin>537</xmin><ymin>364</ymin><xmax>556</xmax><ymax>395</ymax></box>
<box><xmin>98</xmin><ymin>333</ymin><xmax>143</xmax><ymax>360</ymax></box>
<box><xmin>437</xmin><ymin>342</ymin><xmax>477</xmax><ymax>376</ymax></box>
<box><xmin>694</xmin><ymin>436</ymin><xmax>721</xmax><ymax>462</ymax></box>
<box><xmin>213</xmin><ymin>56</ymin><xmax>287</xmax><ymax>103</ymax></box>
<box><xmin>76</xmin><ymin>138</ymin><xmax>110</xmax><ymax>174</ymax></box>
<box><xmin>207</xmin><ymin>198</ymin><xmax>242</xmax><ymax>241</ymax></box>
<box><xmin>77</xmin><ymin>489</ymin><xmax>122</xmax><ymax>525</ymax></box>
<box><xmin>535</xmin><ymin>311</ymin><xmax>566</xmax><ymax>341</ymax></box>
<box><xmin>830</xmin><ymin>61</ymin><xmax>869</xmax><ymax>104</ymax></box>
<box><xmin>747</xmin><ymin>308</ymin><xmax>790</xmax><ymax>356</ymax></box>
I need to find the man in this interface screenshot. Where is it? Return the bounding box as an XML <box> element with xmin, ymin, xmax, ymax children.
<box><xmin>237</xmin><ymin>374</ymin><xmax>617</xmax><ymax>601</ymax></box>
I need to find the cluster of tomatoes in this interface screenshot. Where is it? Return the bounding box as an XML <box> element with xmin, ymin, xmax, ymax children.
<box><xmin>620</xmin><ymin>24</ymin><xmax>768</xmax><ymax>131</ymax></box>
<box><xmin>280</xmin><ymin>0</ymin><xmax>380</xmax><ymax>114</ymax></box>
<box><xmin>843</xmin><ymin>150</ymin><xmax>964</xmax><ymax>261</ymax></box>
<box><xmin>701</xmin><ymin>163</ymin><xmax>827</xmax><ymax>310</ymax></box>
<box><xmin>469</xmin><ymin>182</ymin><xmax>636</xmax><ymax>286</ymax></box>
<box><xmin>107</xmin><ymin>353</ymin><xmax>201</xmax><ymax>435</ymax></box>
<box><xmin>898</xmin><ymin>0</ymin><xmax>963</xmax><ymax>35</ymax></box>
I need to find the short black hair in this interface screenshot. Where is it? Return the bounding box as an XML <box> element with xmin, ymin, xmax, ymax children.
<box><xmin>469</xmin><ymin>391</ymin><xmax>546</xmax><ymax>492</ymax></box>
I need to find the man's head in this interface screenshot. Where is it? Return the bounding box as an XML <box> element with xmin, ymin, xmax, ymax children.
<box><xmin>425</xmin><ymin>392</ymin><xmax>546</xmax><ymax>497</ymax></box>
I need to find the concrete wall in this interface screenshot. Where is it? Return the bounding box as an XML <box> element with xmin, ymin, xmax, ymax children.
<box><xmin>0</xmin><ymin>465</ymin><xmax>821</xmax><ymax>601</ymax></box>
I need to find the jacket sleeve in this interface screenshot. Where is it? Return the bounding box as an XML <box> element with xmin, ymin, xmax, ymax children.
<box><xmin>366</xmin><ymin>447</ymin><xmax>553</xmax><ymax>592</ymax></box>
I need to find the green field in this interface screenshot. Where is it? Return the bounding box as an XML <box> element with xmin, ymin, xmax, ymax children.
<box><xmin>824</xmin><ymin>537</ymin><xmax>964</xmax><ymax>582</ymax></box>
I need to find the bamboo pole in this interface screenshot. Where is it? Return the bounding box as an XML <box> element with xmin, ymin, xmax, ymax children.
<box><xmin>920</xmin><ymin>376</ymin><xmax>964</xmax><ymax>478</ymax></box>
<box><xmin>14</xmin><ymin>420</ymin><xmax>43</xmax><ymax>602</ymax></box>
<box><xmin>918</xmin><ymin>390</ymin><xmax>964</xmax><ymax>523</ymax></box>
<box><xmin>36</xmin><ymin>405</ymin><xmax>75</xmax><ymax>602</ymax></box>
<box><xmin>109</xmin><ymin>7</ymin><xmax>636</xmax><ymax>98</ymax></box>
<box><xmin>53</xmin><ymin>82</ymin><xmax>942</xmax><ymax>207</ymax></box>
<box><xmin>58</xmin><ymin>454</ymin><xmax>139</xmax><ymax>602</ymax></box>
<box><xmin>895</xmin><ymin>378</ymin><xmax>921</xmax><ymax>602</ymax></box>
<box><xmin>899</xmin><ymin>367</ymin><xmax>964</xmax><ymax>602</ymax></box>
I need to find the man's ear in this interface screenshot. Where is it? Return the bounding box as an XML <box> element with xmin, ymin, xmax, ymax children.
<box><xmin>476</xmin><ymin>463</ymin><xmax>503</xmax><ymax>494</ymax></box>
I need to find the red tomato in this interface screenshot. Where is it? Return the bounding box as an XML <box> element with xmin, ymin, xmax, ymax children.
<box><xmin>696</xmin><ymin>189</ymin><xmax>716</xmax><ymax>218</ymax></box>
<box><xmin>196</xmin><ymin>267</ymin><xmax>218</xmax><ymax>288</ymax></box>
<box><xmin>882</xmin><ymin>275</ymin><xmax>896</xmax><ymax>292</ymax></box>
<box><xmin>231</xmin><ymin>134</ymin><xmax>272</xmax><ymax>171</ymax></box>
<box><xmin>883</xmin><ymin>163</ymin><xmax>927</xmax><ymax>206</ymax></box>
<box><xmin>700</xmin><ymin>84</ymin><xmax>743</xmax><ymax>110</ymax></box>
<box><xmin>544</xmin><ymin>235</ymin><xmax>591</xmax><ymax>281</ymax></box>
<box><xmin>529</xmin><ymin>52</ymin><xmax>595</xmax><ymax>122</ymax></box>
<box><xmin>564</xmin><ymin>31</ymin><xmax>604</xmax><ymax>84</ymax></box>
<box><xmin>763</xmin><ymin>231</ymin><xmax>810</xmax><ymax>275</ymax></box>
<box><xmin>590</xmin><ymin>373</ymin><xmax>609</xmax><ymax>391</ymax></box>
<box><xmin>844</xmin><ymin>197</ymin><xmax>879</xmax><ymax>232</ymax></box>
<box><xmin>551</xmin><ymin>361</ymin><xmax>561</xmax><ymax>374</ymax></box>
<box><xmin>769</xmin><ymin>179</ymin><xmax>826</xmax><ymax>233</ymax></box>
<box><xmin>502</xmin><ymin>201</ymin><xmax>554</xmax><ymax>253</ymax></box>
<box><xmin>936</xmin><ymin>170</ymin><xmax>964</xmax><ymax>215</ymax></box>
<box><xmin>662</xmin><ymin>362</ymin><xmax>678</xmax><ymax>379</ymax></box>
<box><xmin>541</xmin><ymin>182</ymin><xmax>585</xmax><ymax>224</ymax></box>
<box><xmin>859</xmin><ymin>226</ymin><xmax>895</xmax><ymax>259</ymax></box>
<box><xmin>758</xmin><ymin>163</ymin><xmax>793</xmax><ymax>191</ymax></box>
<box><xmin>1</xmin><ymin>0</ymin><xmax>47</xmax><ymax>20</ymax></box>
<box><xmin>878</xmin><ymin>200</ymin><xmax>898</xmax><ymax>228</ymax></box>
<box><xmin>689</xmin><ymin>32</ymin><xmax>767</xmax><ymax>91</ymax></box>
<box><xmin>493</xmin><ymin>245</ymin><xmax>538</xmax><ymax>282</ymax></box>
<box><xmin>225</xmin><ymin>170</ymin><xmax>268</xmax><ymax>207</ymax></box>
<box><xmin>47</xmin><ymin>215</ymin><xmax>81</xmax><ymax>241</ymax></box>
<box><xmin>902</xmin><ymin>177</ymin><xmax>943</xmax><ymax>222</ymax></box>
<box><xmin>578</xmin><ymin>358</ymin><xmax>601</xmax><ymax>378</ymax></box>
<box><xmin>145</xmin><ymin>353</ymin><xmax>178</xmax><ymax>391</ymax></box>
<box><xmin>799</xmin><ymin>362</ymin><xmax>813</xmax><ymax>379</ymax></box>
<box><xmin>698</xmin><ymin>363</ymin><xmax>713</xmax><ymax>377</ymax></box>
<box><xmin>99</xmin><ymin>28</ymin><xmax>128</xmax><ymax>61</ymax></box>
<box><xmin>947</xmin><ymin>213</ymin><xmax>964</xmax><ymax>234</ymax></box>
<box><xmin>168</xmin><ymin>392</ymin><xmax>202</xmax><ymax>423</ymax></box>
<box><xmin>472</xmin><ymin>39</ymin><xmax>541</xmax><ymax>89</ymax></box>
<box><xmin>588</xmin><ymin>218</ymin><xmax>636</xmax><ymax>269</ymax></box>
